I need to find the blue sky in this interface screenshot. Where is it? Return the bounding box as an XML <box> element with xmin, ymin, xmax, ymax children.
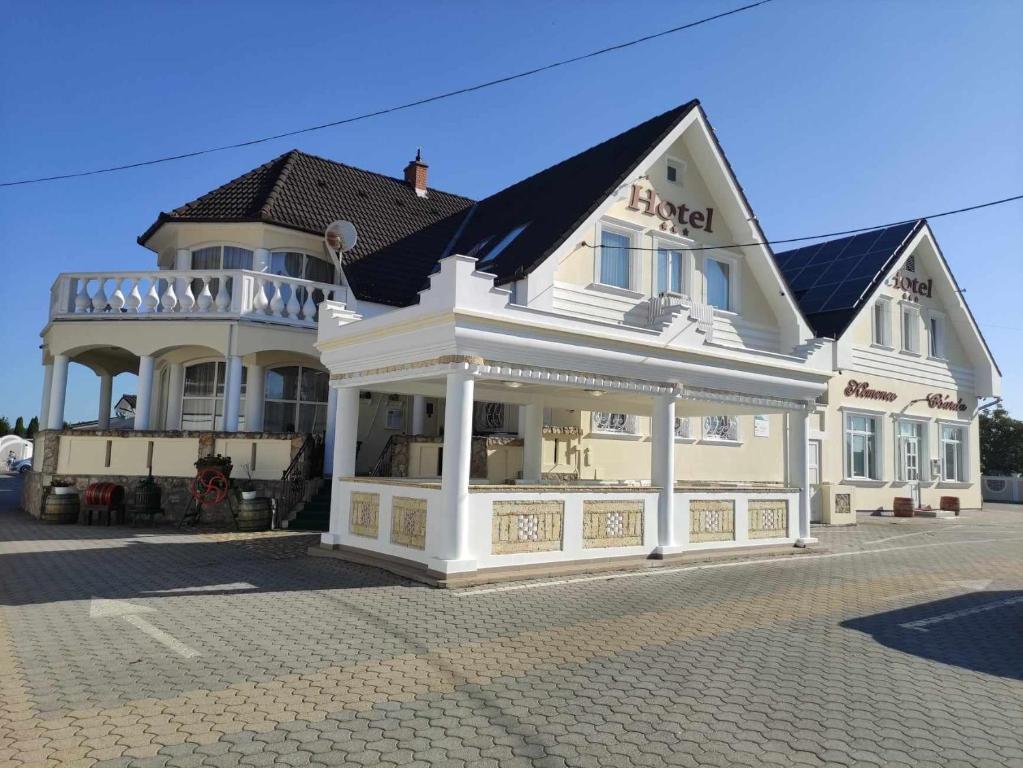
<box><xmin>1</xmin><ymin>0</ymin><xmax>1021</xmax><ymax>424</ymax></box>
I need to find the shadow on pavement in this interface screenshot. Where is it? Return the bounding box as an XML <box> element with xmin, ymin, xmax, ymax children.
<box><xmin>842</xmin><ymin>591</ymin><xmax>1023</xmax><ymax>681</ymax></box>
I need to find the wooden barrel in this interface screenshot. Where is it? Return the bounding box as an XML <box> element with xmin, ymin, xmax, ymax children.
<box><xmin>42</xmin><ymin>491</ymin><xmax>80</xmax><ymax>524</ymax></box>
<box><xmin>940</xmin><ymin>496</ymin><xmax>960</xmax><ymax>514</ymax></box>
<box><xmin>236</xmin><ymin>496</ymin><xmax>271</xmax><ymax>532</ymax></box>
<box><xmin>893</xmin><ymin>497</ymin><xmax>914</xmax><ymax>517</ymax></box>
<box><xmin>84</xmin><ymin>482</ymin><xmax>124</xmax><ymax>507</ymax></box>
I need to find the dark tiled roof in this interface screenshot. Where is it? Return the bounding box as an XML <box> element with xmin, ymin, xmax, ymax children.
<box><xmin>139</xmin><ymin>100</ymin><xmax>699</xmax><ymax>306</ymax></box>
<box><xmin>139</xmin><ymin>151</ymin><xmax>475</xmax><ymax>306</ymax></box>
<box><xmin>772</xmin><ymin>220</ymin><xmax>923</xmax><ymax>339</ymax></box>
<box><xmin>448</xmin><ymin>100</ymin><xmax>700</xmax><ymax>284</ymax></box>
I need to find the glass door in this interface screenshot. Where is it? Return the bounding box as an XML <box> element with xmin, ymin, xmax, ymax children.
<box><xmin>808</xmin><ymin>439</ymin><xmax>821</xmax><ymax>523</ymax></box>
<box><xmin>899</xmin><ymin>421</ymin><xmax>922</xmax><ymax>507</ymax></box>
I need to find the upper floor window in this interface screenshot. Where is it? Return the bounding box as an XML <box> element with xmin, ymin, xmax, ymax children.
<box><xmin>270</xmin><ymin>251</ymin><xmax>336</xmax><ymax>284</ymax></box>
<box><xmin>599</xmin><ymin>229</ymin><xmax>632</xmax><ymax>289</ymax></box>
<box><xmin>666</xmin><ymin>158</ymin><xmax>685</xmax><ymax>187</ymax></box>
<box><xmin>872</xmin><ymin>297</ymin><xmax>892</xmax><ymax>347</ymax></box>
<box><xmin>703</xmin><ymin>415</ymin><xmax>738</xmax><ymax>442</ymax></box>
<box><xmin>929</xmin><ymin>313</ymin><xmax>946</xmax><ymax>359</ymax></box>
<box><xmin>704</xmin><ymin>257</ymin><xmax>732</xmax><ymax>311</ymax></box>
<box><xmin>181</xmin><ymin>361</ymin><xmax>246</xmax><ymax>431</ymax></box>
<box><xmin>191</xmin><ymin>245</ymin><xmax>253</xmax><ymax>271</ymax></box>
<box><xmin>901</xmin><ymin>304</ymin><xmax>921</xmax><ymax>354</ymax></box>
<box><xmin>657</xmin><ymin>247</ymin><xmax>684</xmax><ymax>295</ymax></box>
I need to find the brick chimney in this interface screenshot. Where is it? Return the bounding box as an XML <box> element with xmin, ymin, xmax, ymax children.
<box><xmin>403</xmin><ymin>149</ymin><xmax>428</xmax><ymax>197</ymax></box>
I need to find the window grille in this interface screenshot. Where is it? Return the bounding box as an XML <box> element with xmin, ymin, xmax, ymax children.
<box><xmin>592</xmin><ymin>412</ymin><xmax>637</xmax><ymax>435</ymax></box>
<box><xmin>703</xmin><ymin>415</ymin><xmax>738</xmax><ymax>441</ymax></box>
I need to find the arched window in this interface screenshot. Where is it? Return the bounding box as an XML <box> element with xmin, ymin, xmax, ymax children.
<box><xmin>181</xmin><ymin>361</ymin><xmax>246</xmax><ymax>431</ymax></box>
<box><xmin>263</xmin><ymin>366</ymin><xmax>329</xmax><ymax>433</ymax></box>
<box><xmin>269</xmin><ymin>252</ymin><xmax>335</xmax><ymax>284</ymax></box>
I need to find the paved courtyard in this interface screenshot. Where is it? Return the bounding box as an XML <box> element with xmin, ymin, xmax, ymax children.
<box><xmin>1</xmin><ymin>474</ymin><xmax>1021</xmax><ymax>768</ymax></box>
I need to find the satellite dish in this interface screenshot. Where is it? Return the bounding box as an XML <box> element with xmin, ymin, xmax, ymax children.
<box><xmin>324</xmin><ymin>220</ymin><xmax>358</xmax><ymax>257</ymax></box>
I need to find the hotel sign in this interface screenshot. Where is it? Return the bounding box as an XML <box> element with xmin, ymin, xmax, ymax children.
<box><xmin>887</xmin><ymin>271</ymin><xmax>932</xmax><ymax>299</ymax></box>
<box><xmin>627</xmin><ymin>184</ymin><xmax>715</xmax><ymax>235</ymax></box>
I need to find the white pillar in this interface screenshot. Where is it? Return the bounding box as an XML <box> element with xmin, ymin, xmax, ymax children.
<box><xmin>791</xmin><ymin>407</ymin><xmax>818</xmax><ymax>547</ymax></box>
<box><xmin>411</xmin><ymin>394</ymin><xmax>427</xmax><ymax>436</ymax></box>
<box><xmin>222</xmin><ymin>355</ymin><xmax>243</xmax><ymax>431</ymax></box>
<box><xmin>165</xmin><ymin>363</ymin><xmax>185</xmax><ymax>430</ymax></box>
<box><xmin>46</xmin><ymin>355</ymin><xmax>69</xmax><ymax>430</ymax></box>
<box><xmin>334</xmin><ymin>387</ymin><xmax>360</xmax><ymax>478</ymax></box>
<box><xmin>652</xmin><ymin>394</ymin><xmax>680</xmax><ymax>555</ymax></box>
<box><xmin>517</xmin><ymin>405</ymin><xmax>527</xmax><ymax>437</ymax></box>
<box><xmin>97</xmin><ymin>373</ymin><xmax>113</xmax><ymax>430</ymax></box>
<box><xmin>134</xmin><ymin>355</ymin><xmax>155</xmax><ymax>431</ymax></box>
<box><xmin>39</xmin><ymin>362</ymin><xmax>54</xmax><ymax>431</ymax></box>
<box><xmin>244</xmin><ymin>364</ymin><xmax>265</xmax><ymax>432</ymax></box>
<box><xmin>521</xmin><ymin>402</ymin><xmax>543</xmax><ymax>482</ymax></box>
<box><xmin>435</xmin><ymin>370</ymin><xmax>476</xmax><ymax>572</ymax></box>
<box><xmin>323</xmin><ymin>386</ymin><xmax>338</xmax><ymax>475</ymax></box>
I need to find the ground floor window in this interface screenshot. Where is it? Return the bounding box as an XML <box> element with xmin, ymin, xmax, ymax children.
<box><xmin>474</xmin><ymin>402</ymin><xmax>508</xmax><ymax>433</ymax></box>
<box><xmin>702</xmin><ymin>415</ymin><xmax>738</xmax><ymax>442</ymax></box>
<box><xmin>941</xmin><ymin>424</ymin><xmax>966</xmax><ymax>482</ymax></box>
<box><xmin>182</xmin><ymin>361</ymin><xmax>246</xmax><ymax>431</ymax></box>
<box><xmin>674</xmin><ymin>416</ymin><xmax>692</xmax><ymax>439</ymax></box>
<box><xmin>845</xmin><ymin>413</ymin><xmax>879</xmax><ymax>480</ymax></box>
<box><xmin>592</xmin><ymin>412</ymin><xmax>637</xmax><ymax>435</ymax></box>
<box><xmin>263</xmin><ymin>366</ymin><xmax>329</xmax><ymax>433</ymax></box>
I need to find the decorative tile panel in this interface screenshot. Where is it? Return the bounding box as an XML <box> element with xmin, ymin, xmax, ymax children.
<box><xmin>582</xmin><ymin>500</ymin><xmax>644</xmax><ymax>548</ymax></box>
<box><xmin>835</xmin><ymin>493</ymin><xmax>851</xmax><ymax>516</ymax></box>
<box><xmin>689</xmin><ymin>499</ymin><xmax>735</xmax><ymax>542</ymax></box>
<box><xmin>492</xmin><ymin>500</ymin><xmax>563</xmax><ymax>554</ymax></box>
<box><xmin>748</xmin><ymin>499</ymin><xmax>788</xmax><ymax>539</ymax></box>
<box><xmin>349</xmin><ymin>492</ymin><xmax>379</xmax><ymax>538</ymax></box>
<box><xmin>390</xmin><ymin>496</ymin><xmax>427</xmax><ymax>549</ymax></box>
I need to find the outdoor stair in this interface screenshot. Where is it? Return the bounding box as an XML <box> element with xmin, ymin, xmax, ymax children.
<box><xmin>286</xmin><ymin>483</ymin><xmax>331</xmax><ymax>532</ymax></box>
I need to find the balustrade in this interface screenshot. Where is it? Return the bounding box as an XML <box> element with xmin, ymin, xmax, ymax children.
<box><xmin>50</xmin><ymin>270</ymin><xmax>346</xmax><ymax>328</ymax></box>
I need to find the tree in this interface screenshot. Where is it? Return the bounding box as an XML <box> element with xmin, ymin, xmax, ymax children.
<box><xmin>13</xmin><ymin>417</ymin><xmax>25</xmax><ymax>437</ymax></box>
<box><xmin>26</xmin><ymin>417</ymin><xmax>39</xmax><ymax>438</ymax></box>
<box><xmin>0</xmin><ymin>417</ymin><xmax>10</xmax><ymax>436</ymax></box>
<box><xmin>979</xmin><ymin>406</ymin><xmax>1023</xmax><ymax>476</ymax></box>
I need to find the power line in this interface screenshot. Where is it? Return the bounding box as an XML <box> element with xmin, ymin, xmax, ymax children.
<box><xmin>583</xmin><ymin>193</ymin><xmax>1023</xmax><ymax>252</ymax></box>
<box><xmin>0</xmin><ymin>1</ymin><xmax>773</xmax><ymax>188</ymax></box>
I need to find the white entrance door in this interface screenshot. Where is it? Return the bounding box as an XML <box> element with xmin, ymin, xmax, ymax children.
<box><xmin>808</xmin><ymin>439</ymin><xmax>822</xmax><ymax>523</ymax></box>
<box><xmin>899</xmin><ymin>421</ymin><xmax>922</xmax><ymax>508</ymax></box>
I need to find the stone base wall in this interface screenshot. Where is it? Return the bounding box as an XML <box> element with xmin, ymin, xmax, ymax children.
<box><xmin>22</xmin><ymin>471</ymin><xmax>281</xmax><ymax>525</ymax></box>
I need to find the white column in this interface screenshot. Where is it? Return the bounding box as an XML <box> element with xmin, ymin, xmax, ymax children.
<box><xmin>324</xmin><ymin>386</ymin><xmax>360</xmax><ymax>546</ymax></box>
<box><xmin>97</xmin><ymin>373</ymin><xmax>113</xmax><ymax>430</ymax></box>
<box><xmin>791</xmin><ymin>406</ymin><xmax>818</xmax><ymax>547</ymax></box>
<box><xmin>323</xmin><ymin>386</ymin><xmax>338</xmax><ymax>475</ymax></box>
<box><xmin>222</xmin><ymin>355</ymin><xmax>243</xmax><ymax>432</ymax></box>
<box><xmin>134</xmin><ymin>355</ymin><xmax>155</xmax><ymax>431</ymax></box>
<box><xmin>435</xmin><ymin>370</ymin><xmax>476</xmax><ymax>572</ymax></box>
<box><xmin>517</xmin><ymin>405</ymin><xmax>527</xmax><ymax>437</ymax></box>
<box><xmin>521</xmin><ymin>402</ymin><xmax>543</xmax><ymax>482</ymax></box>
<box><xmin>652</xmin><ymin>394</ymin><xmax>680</xmax><ymax>555</ymax></box>
<box><xmin>165</xmin><ymin>363</ymin><xmax>185</xmax><ymax>430</ymax></box>
<box><xmin>39</xmin><ymin>363</ymin><xmax>54</xmax><ymax>431</ymax></box>
<box><xmin>46</xmin><ymin>355</ymin><xmax>69</xmax><ymax>430</ymax></box>
<box><xmin>411</xmin><ymin>394</ymin><xmax>427</xmax><ymax>436</ymax></box>
<box><xmin>244</xmin><ymin>364</ymin><xmax>265</xmax><ymax>432</ymax></box>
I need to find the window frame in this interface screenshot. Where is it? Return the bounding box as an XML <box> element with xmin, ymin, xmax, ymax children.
<box><xmin>665</xmin><ymin>156</ymin><xmax>687</xmax><ymax>188</ymax></box>
<box><xmin>590</xmin><ymin>411</ymin><xmax>640</xmax><ymax>438</ymax></box>
<box><xmin>939</xmin><ymin>421</ymin><xmax>968</xmax><ymax>483</ymax></box>
<box><xmin>701</xmin><ymin>251</ymin><xmax>740</xmax><ymax>314</ymax></box>
<box><xmin>593</xmin><ymin>218</ymin><xmax>643</xmax><ymax>294</ymax></box>
<box><xmin>268</xmin><ymin>250</ymin><xmax>337</xmax><ymax>285</ymax></box>
<box><xmin>674</xmin><ymin>416</ymin><xmax>695</xmax><ymax>442</ymax></box>
<box><xmin>900</xmin><ymin>301</ymin><xmax>921</xmax><ymax>356</ymax></box>
<box><xmin>843</xmin><ymin>410</ymin><xmax>883</xmax><ymax>482</ymax></box>
<box><xmin>895</xmin><ymin>417</ymin><xmax>929</xmax><ymax>483</ymax></box>
<box><xmin>871</xmin><ymin>296</ymin><xmax>893</xmax><ymax>349</ymax></box>
<box><xmin>652</xmin><ymin>231</ymin><xmax>694</xmax><ymax>298</ymax></box>
<box><xmin>262</xmin><ymin>364</ymin><xmax>330</xmax><ymax>434</ymax></box>
<box><xmin>180</xmin><ymin>359</ymin><xmax>247</xmax><ymax>432</ymax></box>
<box><xmin>700</xmin><ymin>415</ymin><xmax>740</xmax><ymax>444</ymax></box>
<box><xmin>188</xmin><ymin>243</ymin><xmax>255</xmax><ymax>272</ymax></box>
<box><xmin>928</xmin><ymin>310</ymin><xmax>947</xmax><ymax>360</ymax></box>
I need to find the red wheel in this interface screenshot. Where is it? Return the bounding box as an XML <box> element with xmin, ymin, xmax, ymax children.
<box><xmin>192</xmin><ymin>468</ymin><xmax>229</xmax><ymax>504</ymax></box>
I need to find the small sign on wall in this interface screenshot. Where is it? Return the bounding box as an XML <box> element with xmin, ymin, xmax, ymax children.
<box><xmin>753</xmin><ymin>415</ymin><xmax>770</xmax><ymax>438</ymax></box>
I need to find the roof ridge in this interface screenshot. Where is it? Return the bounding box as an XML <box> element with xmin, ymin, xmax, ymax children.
<box><xmin>259</xmin><ymin>149</ymin><xmax>301</xmax><ymax>221</ymax></box>
<box><xmin>288</xmin><ymin>149</ymin><xmax>476</xmax><ymax>204</ymax></box>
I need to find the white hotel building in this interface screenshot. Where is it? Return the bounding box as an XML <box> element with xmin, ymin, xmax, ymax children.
<box><xmin>30</xmin><ymin>100</ymin><xmax>999</xmax><ymax>583</ymax></box>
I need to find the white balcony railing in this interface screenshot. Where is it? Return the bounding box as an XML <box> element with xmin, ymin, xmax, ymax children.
<box><xmin>49</xmin><ymin>270</ymin><xmax>348</xmax><ymax>328</ymax></box>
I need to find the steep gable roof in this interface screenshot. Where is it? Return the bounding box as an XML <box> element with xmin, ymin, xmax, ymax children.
<box><xmin>772</xmin><ymin>221</ymin><xmax>924</xmax><ymax>339</ymax></box>
<box><xmin>446</xmin><ymin>100</ymin><xmax>700</xmax><ymax>284</ymax></box>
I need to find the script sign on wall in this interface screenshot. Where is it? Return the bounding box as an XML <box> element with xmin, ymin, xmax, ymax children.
<box><xmin>926</xmin><ymin>393</ymin><xmax>968</xmax><ymax>413</ymax></box>
<box><xmin>844</xmin><ymin>380</ymin><xmax>897</xmax><ymax>403</ymax></box>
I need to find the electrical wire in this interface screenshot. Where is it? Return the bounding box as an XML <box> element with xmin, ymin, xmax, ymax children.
<box><xmin>0</xmin><ymin>1</ymin><xmax>773</xmax><ymax>188</ymax></box>
<box><xmin>582</xmin><ymin>193</ymin><xmax>1023</xmax><ymax>252</ymax></box>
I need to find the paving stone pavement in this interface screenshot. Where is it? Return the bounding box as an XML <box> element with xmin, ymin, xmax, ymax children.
<box><xmin>1</xmin><ymin>474</ymin><xmax>1021</xmax><ymax>767</ymax></box>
